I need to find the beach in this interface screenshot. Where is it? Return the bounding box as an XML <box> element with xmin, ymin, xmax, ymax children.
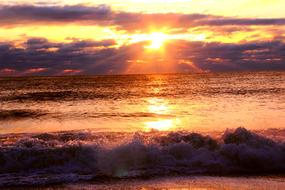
<box><xmin>5</xmin><ymin>176</ymin><xmax>285</xmax><ymax>190</ymax></box>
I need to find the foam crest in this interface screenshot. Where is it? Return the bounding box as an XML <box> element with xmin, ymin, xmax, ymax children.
<box><xmin>0</xmin><ymin>128</ymin><xmax>285</xmax><ymax>187</ymax></box>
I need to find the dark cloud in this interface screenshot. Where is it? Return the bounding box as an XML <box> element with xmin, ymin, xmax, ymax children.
<box><xmin>166</xmin><ymin>40</ymin><xmax>285</xmax><ymax>72</ymax></box>
<box><xmin>1</xmin><ymin>5</ymin><xmax>285</xmax><ymax>31</ymax></box>
<box><xmin>0</xmin><ymin>4</ymin><xmax>113</xmax><ymax>26</ymax></box>
<box><xmin>0</xmin><ymin>38</ymin><xmax>127</xmax><ymax>76</ymax></box>
<box><xmin>0</xmin><ymin>38</ymin><xmax>284</xmax><ymax>76</ymax></box>
<box><xmin>201</xmin><ymin>18</ymin><xmax>285</xmax><ymax>26</ymax></box>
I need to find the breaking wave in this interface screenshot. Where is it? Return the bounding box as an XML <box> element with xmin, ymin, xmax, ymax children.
<box><xmin>0</xmin><ymin>128</ymin><xmax>285</xmax><ymax>187</ymax></box>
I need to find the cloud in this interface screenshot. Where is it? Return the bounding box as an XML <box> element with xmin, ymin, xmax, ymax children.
<box><xmin>167</xmin><ymin>40</ymin><xmax>285</xmax><ymax>72</ymax></box>
<box><xmin>1</xmin><ymin>4</ymin><xmax>285</xmax><ymax>31</ymax></box>
<box><xmin>0</xmin><ymin>4</ymin><xmax>113</xmax><ymax>26</ymax></box>
<box><xmin>0</xmin><ymin>38</ymin><xmax>126</xmax><ymax>76</ymax></box>
<box><xmin>200</xmin><ymin>18</ymin><xmax>285</xmax><ymax>26</ymax></box>
<box><xmin>0</xmin><ymin>38</ymin><xmax>284</xmax><ymax>76</ymax></box>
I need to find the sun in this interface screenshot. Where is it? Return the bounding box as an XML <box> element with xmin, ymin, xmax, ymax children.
<box><xmin>129</xmin><ymin>32</ymin><xmax>170</xmax><ymax>50</ymax></box>
<box><xmin>145</xmin><ymin>32</ymin><xmax>168</xmax><ymax>50</ymax></box>
<box><xmin>129</xmin><ymin>32</ymin><xmax>168</xmax><ymax>50</ymax></box>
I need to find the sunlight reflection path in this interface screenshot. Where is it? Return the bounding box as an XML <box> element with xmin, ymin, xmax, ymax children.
<box><xmin>144</xmin><ymin>97</ymin><xmax>181</xmax><ymax>132</ymax></box>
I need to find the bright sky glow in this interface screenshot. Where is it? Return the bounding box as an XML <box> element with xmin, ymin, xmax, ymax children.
<box><xmin>0</xmin><ymin>0</ymin><xmax>284</xmax><ymax>75</ymax></box>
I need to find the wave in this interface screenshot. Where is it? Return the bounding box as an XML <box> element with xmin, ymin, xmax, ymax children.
<box><xmin>0</xmin><ymin>128</ymin><xmax>285</xmax><ymax>187</ymax></box>
<box><xmin>0</xmin><ymin>91</ymin><xmax>132</xmax><ymax>102</ymax></box>
<box><xmin>0</xmin><ymin>109</ymin><xmax>46</xmax><ymax>121</ymax></box>
<box><xmin>0</xmin><ymin>109</ymin><xmax>173</xmax><ymax>121</ymax></box>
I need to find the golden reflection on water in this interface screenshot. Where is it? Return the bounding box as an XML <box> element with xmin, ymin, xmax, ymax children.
<box><xmin>144</xmin><ymin>97</ymin><xmax>181</xmax><ymax>132</ymax></box>
<box><xmin>148</xmin><ymin>98</ymin><xmax>169</xmax><ymax>114</ymax></box>
<box><xmin>143</xmin><ymin>76</ymin><xmax>182</xmax><ymax>132</ymax></box>
<box><xmin>144</xmin><ymin>118</ymin><xmax>181</xmax><ymax>132</ymax></box>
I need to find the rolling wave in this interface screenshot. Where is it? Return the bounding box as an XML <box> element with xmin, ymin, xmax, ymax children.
<box><xmin>0</xmin><ymin>128</ymin><xmax>285</xmax><ymax>187</ymax></box>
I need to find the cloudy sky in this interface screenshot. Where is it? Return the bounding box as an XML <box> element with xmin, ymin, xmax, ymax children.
<box><xmin>0</xmin><ymin>0</ymin><xmax>285</xmax><ymax>76</ymax></box>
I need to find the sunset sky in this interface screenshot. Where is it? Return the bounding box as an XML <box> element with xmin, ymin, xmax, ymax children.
<box><xmin>0</xmin><ymin>0</ymin><xmax>285</xmax><ymax>76</ymax></box>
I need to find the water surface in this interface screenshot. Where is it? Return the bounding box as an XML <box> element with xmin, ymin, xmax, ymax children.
<box><xmin>0</xmin><ymin>72</ymin><xmax>284</xmax><ymax>134</ymax></box>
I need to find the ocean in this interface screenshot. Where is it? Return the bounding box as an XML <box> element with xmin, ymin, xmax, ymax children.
<box><xmin>0</xmin><ymin>72</ymin><xmax>285</xmax><ymax>188</ymax></box>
